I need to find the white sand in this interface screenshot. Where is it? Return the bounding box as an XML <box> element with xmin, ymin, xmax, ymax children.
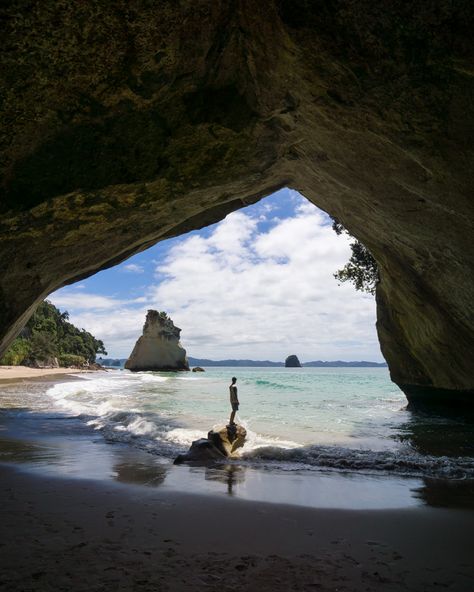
<box><xmin>0</xmin><ymin>365</ymin><xmax>97</xmax><ymax>382</ymax></box>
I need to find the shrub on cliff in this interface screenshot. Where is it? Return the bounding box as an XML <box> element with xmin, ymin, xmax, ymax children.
<box><xmin>58</xmin><ymin>353</ymin><xmax>86</xmax><ymax>367</ymax></box>
<box><xmin>332</xmin><ymin>219</ymin><xmax>379</xmax><ymax>295</ymax></box>
<box><xmin>26</xmin><ymin>332</ymin><xmax>58</xmax><ymax>365</ymax></box>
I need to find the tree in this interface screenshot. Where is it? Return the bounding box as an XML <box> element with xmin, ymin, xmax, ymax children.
<box><xmin>332</xmin><ymin>219</ymin><xmax>379</xmax><ymax>295</ymax></box>
<box><xmin>1</xmin><ymin>300</ymin><xmax>107</xmax><ymax>366</ymax></box>
<box><xmin>29</xmin><ymin>332</ymin><xmax>58</xmax><ymax>362</ymax></box>
<box><xmin>0</xmin><ymin>338</ymin><xmax>30</xmax><ymax>365</ymax></box>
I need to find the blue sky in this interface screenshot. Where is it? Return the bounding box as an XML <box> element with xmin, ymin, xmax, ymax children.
<box><xmin>50</xmin><ymin>189</ymin><xmax>382</xmax><ymax>362</ymax></box>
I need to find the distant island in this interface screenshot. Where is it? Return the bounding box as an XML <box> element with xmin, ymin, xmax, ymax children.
<box><xmin>285</xmin><ymin>355</ymin><xmax>302</xmax><ymax>368</ymax></box>
<box><xmin>99</xmin><ymin>356</ymin><xmax>387</xmax><ymax>368</ymax></box>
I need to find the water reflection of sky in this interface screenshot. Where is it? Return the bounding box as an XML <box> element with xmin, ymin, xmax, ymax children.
<box><xmin>0</xmin><ymin>405</ymin><xmax>458</xmax><ymax>511</ymax></box>
<box><xmin>1</xmin><ymin>378</ymin><xmax>473</xmax><ymax>510</ymax></box>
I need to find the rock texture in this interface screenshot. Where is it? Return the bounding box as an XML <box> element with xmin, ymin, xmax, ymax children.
<box><xmin>174</xmin><ymin>424</ymin><xmax>247</xmax><ymax>464</ymax></box>
<box><xmin>208</xmin><ymin>425</ymin><xmax>247</xmax><ymax>457</ymax></box>
<box><xmin>125</xmin><ymin>310</ymin><xmax>189</xmax><ymax>371</ymax></box>
<box><xmin>192</xmin><ymin>367</ymin><xmax>205</xmax><ymax>372</ymax></box>
<box><xmin>285</xmin><ymin>355</ymin><xmax>302</xmax><ymax>368</ymax></box>
<box><xmin>0</xmin><ymin>2</ymin><xmax>473</xmax><ymax>408</ymax></box>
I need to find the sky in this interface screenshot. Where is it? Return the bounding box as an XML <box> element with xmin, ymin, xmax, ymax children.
<box><xmin>50</xmin><ymin>189</ymin><xmax>383</xmax><ymax>362</ymax></box>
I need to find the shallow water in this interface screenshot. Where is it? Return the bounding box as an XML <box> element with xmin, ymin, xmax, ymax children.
<box><xmin>1</xmin><ymin>367</ymin><xmax>473</xmax><ymax>483</ymax></box>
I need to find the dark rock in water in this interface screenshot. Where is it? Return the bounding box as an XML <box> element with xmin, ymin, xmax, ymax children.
<box><xmin>174</xmin><ymin>424</ymin><xmax>247</xmax><ymax>464</ymax></box>
<box><xmin>285</xmin><ymin>355</ymin><xmax>302</xmax><ymax>368</ymax></box>
<box><xmin>174</xmin><ymin>438</ymin><xmax>225</xmax><ymax>464</ymax></box>
<box><xmin>125</xmin><ymin>310</ymin><xmax>189</xmax><ymax>371</ymax></box>
<box><xmin>192</xmin><ymin>366</ymin><xmax>205</xmax><ymax>372</ymax></box>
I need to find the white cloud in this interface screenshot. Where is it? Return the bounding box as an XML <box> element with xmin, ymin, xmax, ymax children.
<box><xmin>122</xmin><ymin>263</ymin><xmax>144</xmax><ymax>274</ymax></box>
<box><xmin>144</xmin><ymin>197</ymin><xmax>381</xmax><ymax>361</ymax></box>
<box><xmin>50</xmin><ymin>196</ymin><xmax>382</xmax><ymax>361</ymax></box>
<box><xmin>50</xmin><ymin>292</ymin><xmax>125</xmax><ymax>311</ymax></box>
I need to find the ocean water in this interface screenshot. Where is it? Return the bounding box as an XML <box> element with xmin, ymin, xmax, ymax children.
<box><xmin>4</xmin><ymin>366</ymin><xmax>473</xmax><ymax>482</ymax></box>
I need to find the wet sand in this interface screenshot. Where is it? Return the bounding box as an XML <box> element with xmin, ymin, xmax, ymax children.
<box><xmin>1</xmin><ymin>463</ymin><xmax>473</xmax><ymax>592</ymax></box>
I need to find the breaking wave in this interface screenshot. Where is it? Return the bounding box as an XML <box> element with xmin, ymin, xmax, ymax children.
<box><xmin>44</xmin><ymin>372</ymin><xmax>474</xmax><ymax>481</ymax></box>
<box><xmin>240</xmin><ymin>444</ymin><xmax>474</xmax><ymax>480</ymax></box>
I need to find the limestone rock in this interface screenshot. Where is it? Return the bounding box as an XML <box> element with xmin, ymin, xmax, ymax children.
<box><xmin>192</xmin><ymin>366</ymin><xmax>205</xmax><ymax>372</ymax></box>
<box><xmin>174</xmin><ymin>424</ymin><xmax>247</xmax><ymax>464</ymax></box>
<box><xmin>285</xmin><ymin>355</ymin><xmax>302</xmax><ymax>368</ymax></box>
<box><xmin>125</xmin><ymin>310</ymin><xmax>189</xmax><ymax>372</ymax></box>
<box><xmin>27</xmin><ymin>356</ymin><xmax>59</xmax><ymax>369</ymax></box>
<box><xmin>208</xmin><ymin>425</ymin><xmax>247</xmax><ymax>457</ymax></box>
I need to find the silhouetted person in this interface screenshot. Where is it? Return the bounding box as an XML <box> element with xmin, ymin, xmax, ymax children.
<box><xmin>228</xmin><ymin>377</ymin><xmax>239</xmax><ymax>425</ymax></box>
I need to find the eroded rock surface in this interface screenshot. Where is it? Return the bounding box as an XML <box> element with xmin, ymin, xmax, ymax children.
<box><xmin>1</xmin><ymin>2</ymin><xmax>473</xmax><ymax>407</ymax></box>
<box><xmin>125</xmin><ymin>310</ymin><xmax>189</xmax><ymax>371</ymax></box>
<box><xmin>208</xmin><ymin>425</ymin><xmax>247</xmax><ymax>457</ymax></box>
<box><xmin>174</xmin><ymin>424</ymin><xmax>247</xmax><ymax>464</ymax></box>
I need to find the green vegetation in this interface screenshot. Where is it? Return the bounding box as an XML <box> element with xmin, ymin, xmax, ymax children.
<box><xmin>0</xmin><ymin>301</ymin><xmax>107</xmax><ymax>367</ymax></box>
<box><xmin>58</xmin><ymin>353</ymin><xmax>89</xmax><ymax>367</ymax></box>
<box><xmin>0</xmin><ymin>338</ymin><xmax>30</xmax><ymax>365</ymax></box>
<box><xmin>332</xmin><ymin>219</ymin><xmax>379</xmax><ymax>295</ymax></box>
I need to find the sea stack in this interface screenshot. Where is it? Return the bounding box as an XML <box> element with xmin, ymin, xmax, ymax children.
<box><xmin>125</xmin><ymin>310</ymin><xmax>189</xmax><ymax>371</ymax></box>
<box><xmin>285</xmin><ymin>355</ymin><xmax>302</xmax><ymax>368</ymax></box>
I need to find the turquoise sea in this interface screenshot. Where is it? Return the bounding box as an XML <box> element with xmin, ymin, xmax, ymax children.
<box><xmin>4</xmin><ymin>366</ymin><xmax>473</xmax><ymax>483</ymax></box>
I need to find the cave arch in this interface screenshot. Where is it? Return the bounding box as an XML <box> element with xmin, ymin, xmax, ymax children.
<box><xmin>1</xmin><ymin>1</ymin><xmax>473</xmax><ymax>408</ymax></box>
<box><xmin>50</xmin><ymin>189</ymin><xmax>382</xmax><ymax>365</ymax></box>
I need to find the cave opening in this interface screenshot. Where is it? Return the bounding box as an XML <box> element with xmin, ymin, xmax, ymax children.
<box><xmin>1</xmin><ymin>2</ymin><xmax>474</xmax><ymax>583</ymax></box>
<box><xmin>47</xmin><ymin>187</ymin><xmax>383</xmax><ymax>367</ymax></box>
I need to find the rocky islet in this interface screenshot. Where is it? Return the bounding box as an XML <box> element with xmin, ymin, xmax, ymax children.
<box><xmin>285</xmin><ymin>355</ymin><xmax>302</xmax><ymax>368</ymax></box>
<box><xmin>125</xmin><ymin>310</ymin><xmax>189</xmax><ymax>372</ymax></box>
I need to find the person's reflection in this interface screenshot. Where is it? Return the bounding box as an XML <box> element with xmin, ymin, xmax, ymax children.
<box><xmin>205</xmin><ymin>463</ymin><xmax>245</xmax><ymax>495</ymax></box>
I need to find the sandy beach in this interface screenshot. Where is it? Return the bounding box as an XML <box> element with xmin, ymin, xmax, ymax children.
<box><xmin>1</xmin><ymin>464</ymin><xmax>473</xmax><ymax>592</ymax></box>
<box><xmin>0</xmin><ymin>373</ymin><xmax>473</xmax><ymax>591</ymax></box>
<box><xmin>0</xmin><ymin>365</ymin><xmax>99</xmax><ymax>384</ymax></box>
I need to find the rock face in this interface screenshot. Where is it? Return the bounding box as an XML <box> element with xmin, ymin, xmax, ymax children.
<box><xmin>285</xmin><ymin>355</ymin><xmax>302</xmax><ymax>368</ymax></box>
<box><xmin>27</xmin><ymin>356</ymin><xmax>59</xmax><ymax>369</ymax></box>
<box><xmin>174</xmin><ymin>424</ymin><xmax>247</xmax><ymax>464</ymax></box>
<box><xmin>192</xmin><ymin>366</ymin><xmax>205</xmax><ymax>372</ymax></box>
<box><xmin>208</xmin><ymin>425</ymin><xmax>247</xmax><ymax>457</ymax></box>
<box><xmin>0</xmin><ymin>2</ymin><xmax>473</xmax><ymax>408</ymax></box>
<box><xmin>125</xmin><ymin>310</ymin><xmax>189</xmax><ymax>371</ymax></box>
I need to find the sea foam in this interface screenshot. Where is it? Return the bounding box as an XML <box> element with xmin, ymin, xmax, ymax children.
<box><xmin>43</xmin><ymin>369</ymin><xmax>474</xmax><ymax>480</ymax></box>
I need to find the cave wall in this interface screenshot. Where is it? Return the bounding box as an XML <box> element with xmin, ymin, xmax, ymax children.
<box><xmin>1</xmin><ymin>1</ymin><xmax>473</xmax><ymax>406</ymax></box>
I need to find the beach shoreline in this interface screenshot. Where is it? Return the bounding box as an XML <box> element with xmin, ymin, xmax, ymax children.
<box><xmin>1</xmin><ymin>462</ymin><xmax>473</xmax><ymax>591</ymax></box>
<box><xmin>0</xmin><ymin>364</ymin><xmax>103</xmax><ymax>384</ymax></box>
<box><xmin>1</xmin><ymin>372</ymin><xmax>473</xmax><ymax>590</ymax></box>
